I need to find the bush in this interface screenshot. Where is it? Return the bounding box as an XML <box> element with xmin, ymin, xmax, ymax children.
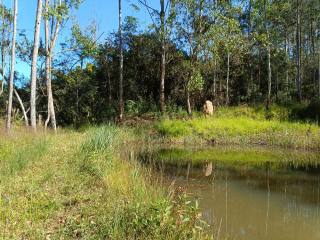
<box><xmin>106</xmin><ymin>193</ymin><xmax>209</xmax><ymax>239</ymax></box>
<box><xmin>125</xmin><ymin>97</ymin><xmax>158</xmax><ymax>115</ymax></box>
<box><xmin>289</xmin><ymin>100</ymin><xmax>320</xmax><ymax>123</ymax></box>
<box><xmin>290</xmin><ymin>100</ymin><xmax>320</xmax><ymax>123</ymax></box>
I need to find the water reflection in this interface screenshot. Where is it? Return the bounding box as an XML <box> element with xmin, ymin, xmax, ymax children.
<box><xmin>140</xmin><ymin>146</ymin><xmax>320</xmax><ymax>240</ymax></box>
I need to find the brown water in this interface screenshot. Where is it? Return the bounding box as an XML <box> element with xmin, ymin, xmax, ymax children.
<box><xmin>147</xmin><ymin>148</ymin><xmax>320</xmax><ymax>240</ymax></box>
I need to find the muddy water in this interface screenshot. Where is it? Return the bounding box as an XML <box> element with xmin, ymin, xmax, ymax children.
<box><xmin>149</xmin><ymin>147</ymin><xmax>320</xmax><ymax>240</ymax></box>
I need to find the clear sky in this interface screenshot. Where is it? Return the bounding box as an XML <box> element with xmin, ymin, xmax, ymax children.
<box><xmin>3</xmin><ymin>0</ymin><xmax>162</xmax><ymax>77</ymax></box>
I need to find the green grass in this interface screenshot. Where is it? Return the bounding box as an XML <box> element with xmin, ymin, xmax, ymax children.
<box><xmin>0</xmin><ymin>126</ymin><xmax>210</xmax><ymax>239</ymax></box>
<box><xmin>156</xmin><ymin>106</ymin><xmax>320</xmax><ymax>149</ymax></box>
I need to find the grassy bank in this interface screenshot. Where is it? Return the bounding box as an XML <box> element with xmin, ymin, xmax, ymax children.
<box><xmin>0</xmin><ymin>126</ymin><xmax>209</xmax><ymax>239</ymax></box>
<box><xmin>155</xmin><ymin>106</ymin><xmax>320</xmax><ymax>150</ymax></box>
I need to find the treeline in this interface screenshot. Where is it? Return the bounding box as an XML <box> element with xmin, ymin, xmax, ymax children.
<box><xmin>0</xmin><ymin>0</ymin><xmax>319</xmax><ymax>128</ymax></box>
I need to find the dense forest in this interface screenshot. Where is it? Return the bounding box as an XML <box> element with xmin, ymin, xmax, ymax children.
<box><xmin>0</xmin><ymin>0</ymin><xmax>320</xmax><ymax>128</ymax></box>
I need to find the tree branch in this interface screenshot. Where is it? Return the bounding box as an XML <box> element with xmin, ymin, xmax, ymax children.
<box><xmin>14</xmin><ymin>88</ymin><xmax>28</xmax><ymax>126</ymax></box>
<box><xmin>137</xmin><ymin>0</ymin><xmax>159</xmax><ymax>15</ymax></box>
<box><xmin>137</xmin><ymin>0</ymin><xmax>158</xmax><ymax>28</ymax></box>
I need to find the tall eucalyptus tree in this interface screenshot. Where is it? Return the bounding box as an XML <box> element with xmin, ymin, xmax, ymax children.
<box><xmin>30</xmin><ymin>0</ymin><xmax>43</xmax><ymax>130</ymax></box>
<box><xmin>118</xmin><ymin>0</ymin><xmax>124</xmax><ymax>120</ymax></box>
<box><xmin>6</xmin><ymin>0</ymin><xmax>17</xmax><ymax>129</ymax></box>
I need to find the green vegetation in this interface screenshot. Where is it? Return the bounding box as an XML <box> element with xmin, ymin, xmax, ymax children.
<box><xmin>156</xmin><ymin>106</ymin><xmax>320</xmax><ymax>150</ymax></box>
<box><xmin>0</xmin><ymin>126</ymin><xmax>210</xmax><ymax>239</ymax></box>
<box><xmin>1</xmin><ymin>0</ymin><xmax>319</xmax><ymax>238</ymax></box>
<box><xmin>155</xmin><ymin>146</ymin><xmax>320</xmax><ymax>169</ymax></box>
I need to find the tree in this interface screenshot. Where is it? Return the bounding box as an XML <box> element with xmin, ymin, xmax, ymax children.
<box><xmin>264</xmin><ymin>0</ymin><xmax>272</xmax><ymax>109</ymax></box>
<box><xmin>43</xmin><ymin>0</ymin><xmax>58</xmax><ymax>131</ymax></box>
<box><xmin>174</xmin><ymin>0</ymin><xmax>210</xmax><ymax>113</ymax></box>
<box><xmin>295</xmin><ymin>0</ymin><xmax>301</xmax><ymax>101</ymax></box>
<box><xmin>216</xmin><ymin>13</ymin><xmax>244</xmax><ymax>105</ymax></box>
<box><xmin>0</xmin><ymin>1</ymin><xmax>12</xmax><ymax>98</ymax></box>
<box><xmin>43</xmin><ymin>0</ymin><xmax>81</xmax><ymax>131</ymax></box>
<box><xmin>137</xmin><ymin>0</ymin><xmax>175</xmax><ymax>113</ymax></box>
<box><xmin>159</xmin><ymin>0</ymin><xmax>165</xmax><ymax>113</ymax></box>
<box><xmin>6</xmin><ymin>0</ymin><xmax>17</xmax><ymax>130</ymax></box>
<box><xmin>118</xmin><ymin>0</ymin><xmax>124</xmax><ymax>120</ymax></box>
<box><xmin>30</xmin><ymin>0</ymin><xmax>43</xmax><ymax>130</ymax></box>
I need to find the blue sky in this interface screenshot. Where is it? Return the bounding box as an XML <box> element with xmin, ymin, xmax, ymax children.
<box><xmin>3</xmin><ymin>0</ymin><xmax>162</xmax><ymax>77</ymax></box>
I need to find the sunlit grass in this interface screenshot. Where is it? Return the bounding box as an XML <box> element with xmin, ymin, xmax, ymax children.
<box><xmin>0</xmin><ymin>125</ymin><xmax>210</xmax><ymax>239</ymax></box>
<box><xmin>156</xmin><ymin>106</ymin><xmax>320</xmax><ymax>149</ymax></box>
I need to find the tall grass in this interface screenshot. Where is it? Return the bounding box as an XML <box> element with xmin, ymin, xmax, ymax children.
<box><xmin>0</xmin><ymin>126</ymin><xmax>210</xmax><ymax>239</ymax></box>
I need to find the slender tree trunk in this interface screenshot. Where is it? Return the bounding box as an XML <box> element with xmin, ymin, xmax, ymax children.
<box><xmin>275</xmin><ymin>72</ymin><xmax>278</xmax><ymax>101</ymax></box>
<box><xmin>247</xmin><ymin>62</ymin><xmax>252</xmax><ymax>100</ymax></box>
<box><xmin>258</xmin><ymin>48</ymin><xmax>261</xmax><ymax>91</ymax></box>
<box><xmin>267</xmin><ymin>46</ymin><xmax>272</xmax><ymax>108</ymax></box>
<box><xmin>44</xmin><ymin>0</ymin><xmax>58</xmax><ymax>132</ymax></box>
<box><xmin>263</xmin><ymin>0</ymin><xmax>271</xmax><ymax>109</ymax></box>
<box><xmin>186</xmin><ymin>86</ymin><xmax>191</xmax><ymax>115</ymax></box>
<box><xmin>44</xmin><ymin>57</ymin><xmax>56</xmax><ymax>131</ymax></box>
<box><xmin>118</xmin><ymin>0</ymin><xmax>124</xmax><ymax>121</ymax></box>
<box><xmin>0</xmin><ymin>0</ymin><xmax>5</xmax><ymax>97</ymax></box>
<box><xmin>285</xmin><ymin>31</ymin><xmax>289</xmax><ymax>97</ymax></box>
<box><xmin>107</xmin><ymin>71</ymin><xmax>112</xmax><ymax>104</ymax></box>
<box><xmin>295</xmin><ymin>0</ymin><xmax>302</xmax><ymax>101</ymax></box>
<box><xmin>247</xmin><ymin>0</ymin><xmax>253</xmax><ymax>100</ymax></box>
<box><xmin>310</xmin><ymin>20</ymin><xmax>316</xmax><ymax>89</ymax></box>
<box><xmin>6</xmin><ymin>0</ymin><xmax>17</xmax><ymax>130</ymax></box>
<box><xmin>0</xmin><ymin>30</ymin><xmax>4</xmax><ymax>96</ymax></box>
<box><xmin>30</xmin><ymin>0</ymin><xmax>43</xmax><ymax>130</ymax></box>
<box><xmin>14</xmin><ymin>89</ymin><xmax>28</xmax><ymax>126</ymax></box>
<box><xmin>213</xmin><ymin>58</ymin><xmax>217</xmax><ymax>99</ymax></box>
<box><xmin>226</xmin><ymin>51</ymin><xmax>230</xmax><ymax>105</ymax></box>
<box><xmin>318</xmin><ymin>50</ymin><xmax>320</xmax><ymax>99</ymax></box>
<box><xmin>159</xmin><ymin>0</ymin><xmax>166</xmax><ymax>113</ymax></box>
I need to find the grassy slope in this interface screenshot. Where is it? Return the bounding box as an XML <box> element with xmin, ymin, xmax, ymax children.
<box><xmin>0</xmin><ymin>126</ymin><xmax>209</xmax><ymax>239</ymax></box>
<box><xmin>156</xmin><ymin>106</ymin><xmax>320</xmax><ymax>149</ymax></box>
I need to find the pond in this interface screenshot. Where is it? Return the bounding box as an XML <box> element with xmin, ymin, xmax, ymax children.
<box><xmin>140</xmin><ymin>145</ymin><xmax>320</xmax><ymax>240</ymax></box>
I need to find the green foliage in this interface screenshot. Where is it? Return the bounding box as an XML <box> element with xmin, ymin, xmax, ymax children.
<box><xmin>188</xmin><ymin>70</ymin><xmax>204</xmax><ymax>93</ymax></box>
<box><xmin>125</xmin><ymin>98</ymin><xmax>158</xmax><ymax>115</ymax></box>
<box><xmin>290</xmin><ymin>101</ymin><xmax>320</xmax><ymax>123</ymax></box>
<box><xmin>71</xmin><ymin>22</ymin><xmax>98</xmax><ymax>58</ymax></box>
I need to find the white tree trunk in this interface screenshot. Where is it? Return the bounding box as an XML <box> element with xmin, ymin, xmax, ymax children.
<box><xmin>213</xmin><ymin>58</ymin><xmax>217</xmax><ymax>99</ymax></box>
<box><xmin>267</xmin><ymin>46</ymin><xmax>272</xmax><ymax>108</ymax></box>
<box><xmin>226</xmin><ymin>51</ymin><xmax>230</xmax><ymax>105</ymax></box>
<box><xmin>118</xmin><ymin>0</ymin><xmax>124</xmax><ymax>120</ymax></box>
<box><xmin>295</xmin><ymin>0</ymin><xmax>302</xmax><ymax>101</ymax></box>
<box><xmin>30</xmin><ymin>0</ymin><xmax>43</xmax><ymax>130</ymax></box>
<box><xmin>44</xmin><ymin>0</ymin><xmax>59</xmax><ymax>132</ymax></box>
<box><xmin>14</xmin><ymin>89</ymin><xmax>28</xmax><ymax>126</ymax></box>
<box><xmin>159</xmin><ymin>0</ymin><xmax>165</xmax><ymax>113</ymax></box>
<box><xmin>285</xmin><ymin>33</ymin><xmax>289</xmax><ymax>96</ymax></box>
<box><xmin>44</xmin><ymin>57</ymin><xmax>57</xmax><ymax>131</ymax></box>
<box><xmin>0</xmin><ymin>0</ymin><xmax>4</xmax><ymax>97</ymax></box>
<box><xmin>6</xmin><ymin>0</ymin><xmax>17</xmax><ymax>130</ymax></box>
<box><xmin>186</xmin><ymin>88</ymin><xmax>192</xmax><ymax>115</ymax></box>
